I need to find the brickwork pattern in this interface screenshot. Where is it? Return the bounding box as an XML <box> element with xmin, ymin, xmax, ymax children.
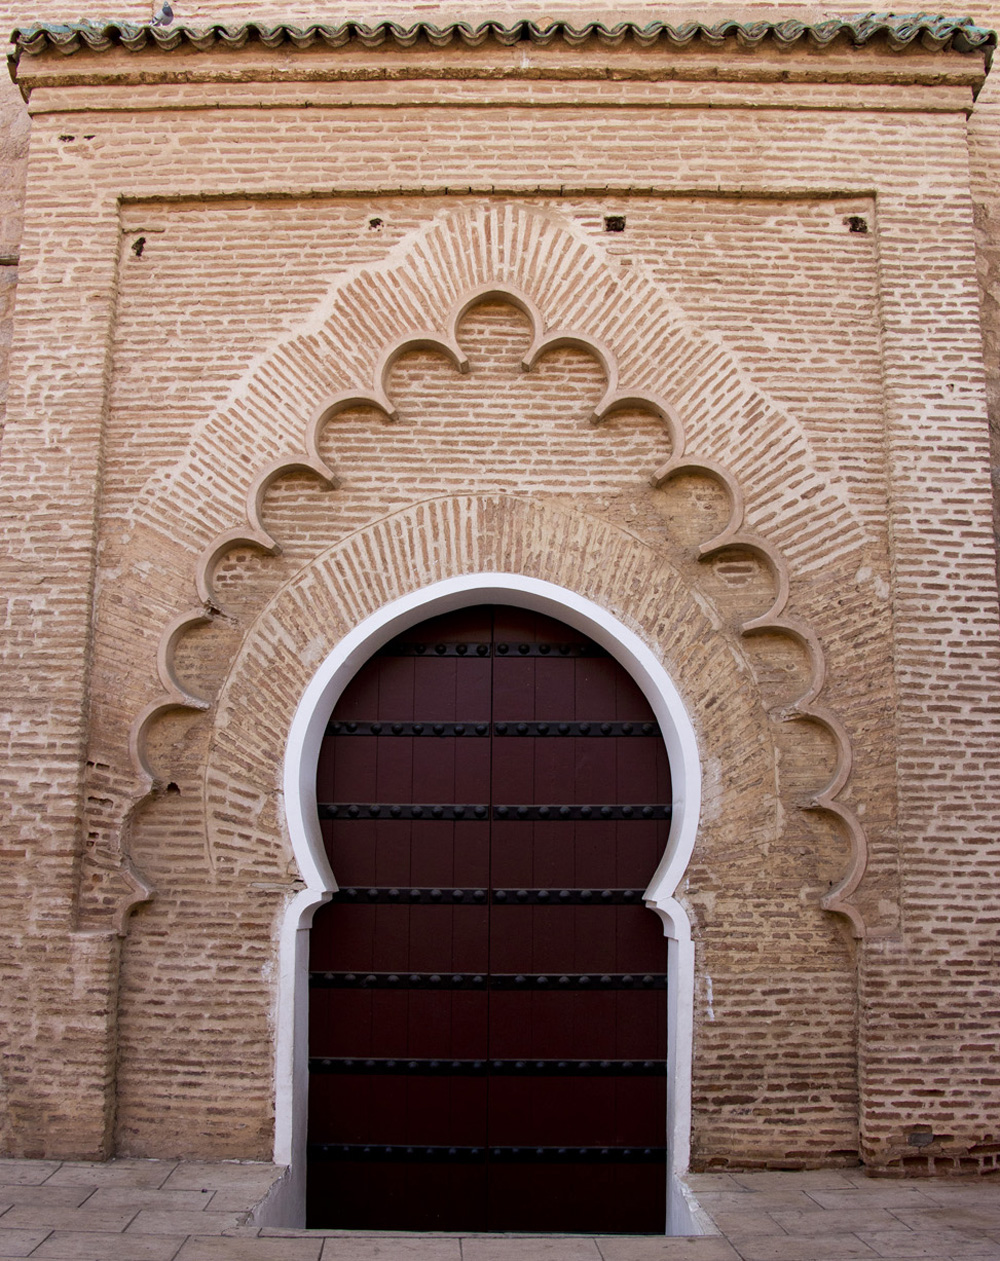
<box><xmin>0</xmin><ymin>10</ymin><xmax>998</xmax><ymax>1185</ymax></box>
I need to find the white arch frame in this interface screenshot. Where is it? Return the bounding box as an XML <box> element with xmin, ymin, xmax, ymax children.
<box><xmin>273</xmin><ymin>574</ymin><xmax>702</xmax><ymax>1232</ymax></box>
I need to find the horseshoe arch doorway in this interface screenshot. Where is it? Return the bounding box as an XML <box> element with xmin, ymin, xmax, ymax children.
<box><xmin>279</xmin><ymin>573</ymin><xmax>701</xmax><ymax>1234</ymax></box>
<box><xmin>306</xmin><ymin>601</ymin><xmax>681</xmax><ymax>1232</ymax></box>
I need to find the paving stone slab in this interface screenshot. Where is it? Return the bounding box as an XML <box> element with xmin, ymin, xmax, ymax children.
<box><xmin>31</xmin><ymin>1229</ymin><xmax>187</xmax><ymax>1259</ymax></box>
<box><xmin>681</xmin><ymin>1176</ymin><xmax>744</xmax><ymax>1193</ymax></box>
<box><xmin>767</xmin><ymin>1208</ymin><xmax>901</xmax><ymax>1235</ymax></box>
<box><xmin>730</xmin><ymin>1172</ymin><xmax>862</xmax><ymax>1191</ymax></box>
<box><xmin>0</xmin><ymin>1227</ymin><xmax>53</xmax><ymax>1257</ymax></box>
<box><xmin>0</xmin><ymin>1204</ymin><xmax>139</xmax><ymax>1233</ymax></box>
<box><xmin>695</xmin><ymin>1190</ymin><xmax>824</xmax><ymax>1212</ymax></box>
<box><xmin>175</xmin><ymin>1236</ymin><xmax>325</xmax><ymax>1259</ymax></box>
<box><xmin>125</xmin><ymin>1208</ymin><xmax>250</xmax><ymax>1235</ymax></box>
<box><xmin>596</xmin><ymin>1238</ymin><xmax>743</xmax><ymax>1260</ymax></box>
<box><xmin>317</xmin><ymin>1238</ymin><xmax>463</xmax><ymax>1258</ymax></box>
<box><xmin>806</xmin><ymin>1188</ymin><xmax>941</xmax><ymax>1211</ymax></box>
<box><xmin>854</xmin><ymin>1229</ymin><xmax>1000</xmax><ymax>1259</ymax></box>
<box><xmin>44</xmin><ymin>1160</ymin><xmax>179</xmax><ymax>1189</ymax></box>
<box><xmin>915</xmin><ymin>1187</ymin><xmax>1000</xmax><ymax>1208</ymax></box>
<box><xmin>702</xmin><ymin>1209</ymin><xmax>787</xmax><ymax>1236</ymax></box>
<box><xmin>462</xmin><ymin>1240</ymin><xmax>602</xmax><ymax>1261</ymax></box>
<box><xmin>890</xmin><ymin>1208</ymin><xmax>1000</xmax><ymax>1233</ymax></box>
<box><xmin>213</xmin><ymin>1186</ymin><xmax>290</xmax><ymax>1213</ymax></box>
<box><xmin>162</xmin><ymin>1164</ymin><xmax>285</xmax><ymax>1195</ymax></box>
<box><xmin>724</xmin><ymin>1234</ymin><xmax>879</xmax><ymax>1260</ymax></box>
<box><xmin>84</xmin><ymin>1186</ymin><xmax>219</xmax><ymax>1212</ymax></box>
<box><xmin>0</xmin><ymin>1184</ymin><xmax>97</xmax><ymax>1208</ymax></box>
<box><xmin>0</xmin><ymin>1162</ymin><xmax>61</xmax><ymax>1187</ymax></box>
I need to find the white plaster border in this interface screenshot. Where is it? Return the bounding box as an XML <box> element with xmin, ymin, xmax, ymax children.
<box><xmin>273</xmin><ymin>574</ymin><xmax>702</xmax><ymax>1233</ymax></box>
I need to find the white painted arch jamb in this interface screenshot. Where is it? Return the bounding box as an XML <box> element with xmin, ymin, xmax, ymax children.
<box><xmin>276</xmin><ymin>574</ymin><xmax>702</xmax><ymax>1232</ymax></box>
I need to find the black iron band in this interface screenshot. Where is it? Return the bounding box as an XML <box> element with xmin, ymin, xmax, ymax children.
<box><xmin>327</xmin><ymin>887</ymin><xmax>645</xmax><ymax>906</ymax></box>
<box><xmin>324</xmin><ymin>720</ymin><xmax>659</xmax><ymax>738</ymax></box>
<box><xmin>309</xmin><ymin>1057</ymin><xmax>666</xmax><ymax>1076</ymax></box>
<box><xmin>319</xmin><ymin>803</ymin><xmax>671</xmax><ymax>821</ymax></box>
<box><xmin>310</xmin><ymin>971</ymin><xmax>667</xmax><ymax>991</ymax></box>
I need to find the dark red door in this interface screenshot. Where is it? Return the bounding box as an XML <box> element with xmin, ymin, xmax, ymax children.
<box><xmin>308</xmin><ymin>605</ymin><xmax>671</xmax><ymax>1232</ymax></box>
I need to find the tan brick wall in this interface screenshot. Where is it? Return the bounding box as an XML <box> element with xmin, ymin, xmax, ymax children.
<box><xmin>1</xmin><ymin>14</ymin><xmax>998</xmax><ymax>1179</ymax></box>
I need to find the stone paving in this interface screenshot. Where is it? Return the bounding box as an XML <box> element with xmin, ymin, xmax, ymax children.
<box><xmin>0</xmin><ymin>1160</ymin><xmax>997</xmax><ymax>1261</ymax></box>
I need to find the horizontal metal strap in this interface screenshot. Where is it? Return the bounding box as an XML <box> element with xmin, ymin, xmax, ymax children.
<box><xmin>492</xmin><ymin>888</ymin><xmax>644</xmax><ymax>905</ymax></box>
<box><xmin>494</xmin><ymin>721</ymin><xmax>659</xmax><ymax>737</ymax></box>
<box><xmin>319</xmin><ymin>804</ymin><xmax>671</xmax><ymax>821</ymax></box>
<box><xmin>309</xmin><ymin>1057</ymin><xmax>667</xmax><ymax>1076</ymax></box>
<box><xmin>328</xmin><ymin>887</ymin><xmax>644</xmax><ymax>905</ymax></box>
<box><xmin>308</xmin><ymin>1144</ymin><xmax>666</xmax><ymax>1164</ymax></box>
<box><xmin>323</xmin><ymin>720</ymin><xmax>660</xmax><ymax>738</ymax></box>
<box><xmin>330</xmin><ymin>887</ymin><xmax>488</xmax><ymax>904</ymax></box>
<box><xmin>376</xmin><ymin>642</ymin><xmax>610</xmax><ymax>658</ymax></box>
<box><xmin>495</xmin><ymin>805</ymin><xmax>671</xmax><ymax>821</ymax></box>
<box><xmin>318</xmin><ymin>803</ymin><xmax>488</xmax><ymax>820</ymax></box>
<box><xmin>378</xmin><ymin>642</ymin><xmax>492</xmax><ymax>658</ymax></box>
<box><xmin>310</xmin><ymin>972</ymin><xmax>668</xmax><ymax>990</ymax></box>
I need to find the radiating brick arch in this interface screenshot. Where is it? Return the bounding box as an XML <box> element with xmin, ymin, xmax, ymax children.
<box><xmin>204</xmin><ymin>494</ymin><xmax>770</xmax><ymax>886</ymax></box>
<box><xmin>199</xmin><ymin>492</ymin><xmax>779</xmax><ymax>1229</ymax></box>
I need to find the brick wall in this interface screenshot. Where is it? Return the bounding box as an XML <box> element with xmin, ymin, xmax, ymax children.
<box><xmin>0</xmin><ymin>9</ymin><xmax>998</xmax><ymax>1178</ymax></box>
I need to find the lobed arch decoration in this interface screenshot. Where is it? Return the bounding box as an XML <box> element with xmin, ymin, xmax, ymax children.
<box><xmin>128</xmin><ymin>280</ymin><xmax>869</xmax><ymax>938</ymax></box>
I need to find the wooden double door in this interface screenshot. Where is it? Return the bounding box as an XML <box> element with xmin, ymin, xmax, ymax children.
<box><xmin>308</xmin><ymin>605</ymin><xmax>672</xmax><ymax>1232</ymax></box>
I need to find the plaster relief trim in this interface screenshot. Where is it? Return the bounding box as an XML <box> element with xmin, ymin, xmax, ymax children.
<box><xmin>652</xmin><ymin>453</ymin><xmax>868</xmax><ymax>935</ymax></box>
<box><xmin>129</xmin><ymin>281</ymin><xmax>869</xmax><ymax>935</ymax></box>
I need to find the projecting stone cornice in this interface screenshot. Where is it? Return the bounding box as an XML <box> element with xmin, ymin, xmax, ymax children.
<box><xmin>8</xmin><ymin>13</ymin><xmax>994</xmax><ymax>99</ymax></box>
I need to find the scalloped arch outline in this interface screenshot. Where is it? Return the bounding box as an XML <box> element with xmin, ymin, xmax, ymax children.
<box><xmin>130</xmin><ymin>282</ymin><xmax>868</xmax><ymax>936</ymax></box>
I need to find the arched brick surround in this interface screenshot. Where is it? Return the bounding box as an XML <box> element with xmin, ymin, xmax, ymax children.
<box><xmin>107</xmin><ymin>204</ymin><xmax>875</xmax><ymax>1172</ymax></box>
<box><xmin>114</xmin><ymin>492</ymin><xmax>860</xmax><ymax>1181</ymax></box>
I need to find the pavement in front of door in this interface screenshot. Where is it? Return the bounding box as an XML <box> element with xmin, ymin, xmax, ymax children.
<box><xmin>0</xmin><ymin>1159</ymin><xmax>998</xmax><ymax>1261</ymax></box>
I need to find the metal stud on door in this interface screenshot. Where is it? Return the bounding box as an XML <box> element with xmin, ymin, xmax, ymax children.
<box><xmin>308</xmin><ymin>606</ymin><xmax>671</xmax><ymax>1232</ymax></box>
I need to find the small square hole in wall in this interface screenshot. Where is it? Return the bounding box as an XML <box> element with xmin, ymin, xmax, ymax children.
<box><xmin>604</xmin><ymin>215</ymin><xmax>626</xmax><ymax>233</ymax></box>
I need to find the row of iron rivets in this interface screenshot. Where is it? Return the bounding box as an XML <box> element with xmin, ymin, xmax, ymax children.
<box><xmin>324</xmin><ymin>721</ymin><xmax>659</xmax><ymax>736</ymax></box>
<box><xmin>378</xmin><ymin>642</ymin><xmax>609</xmax><ymax>657</ymax></box>
<box><xmin>309</xmin><ymin>1058</ymin><xmax>664</xmax><ymax>1073</ymax></box>
<box><xmin>310</xmin><ymin>972</ymin><xmax>667</xmax><ymax>988</ymax></box>
<box><xmin>492</xmin><ymin>642</ymin><xmax>608</xmax><ymax>656</ymax></box>
<box><xmin>332</xmin><ymin>887</ymin><xmax>641</xmax><ymax>903</ymax></box>
<box><xmin>319</xmin><ymin>804</ymin><xmax>669</xmax><ymax>818</ymax></box>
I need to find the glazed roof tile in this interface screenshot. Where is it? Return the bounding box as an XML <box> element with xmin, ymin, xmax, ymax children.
<box><xmin>8</xmin><ymin>12</ymin><xmax>996</xmax><ymax>61</ymax></box>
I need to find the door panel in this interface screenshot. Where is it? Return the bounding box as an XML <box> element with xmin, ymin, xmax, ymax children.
<box><xmin>308</xmin><ymin>605</ymin><xmax>671</xmax><ymax>1233</ymax></box>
